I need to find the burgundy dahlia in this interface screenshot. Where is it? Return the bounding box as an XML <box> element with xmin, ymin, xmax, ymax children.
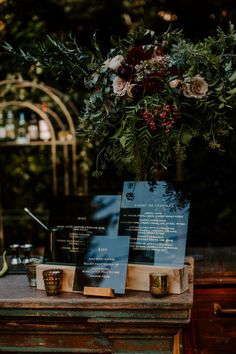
<box><xmin>126</xmin><ymin>46</ymin><xmax>153</xmax><ymax>66</ymax></box>
<box><xmin>143</xmin><ymin>76</ymin><xmax>164</xmax><ymax>95</ymax></box>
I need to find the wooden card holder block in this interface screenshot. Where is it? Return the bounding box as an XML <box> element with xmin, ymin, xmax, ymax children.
<box><xmin>83</xmin><ymin>286</ymin><xmax>114</xmax><ymax>297</ymax></box>
<box><xmin>36</xmin><ymin>263</ymin><xmax>189</xmax><ymax>295</ymax></box>
<box><xmin>126</xmin><ymin>264</ymin><xmax>189</xmax><ymax>294</ymax></box>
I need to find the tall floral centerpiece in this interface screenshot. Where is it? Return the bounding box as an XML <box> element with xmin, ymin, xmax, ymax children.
<box><xmin>80</xmin><ymin>24</ymin><xmax>236</xmax><ymax>180</ymax></box>
<box><xmin>5</xmin><ymin>23</ymin><xmax>236</xmax><ymax>181</ymax></box>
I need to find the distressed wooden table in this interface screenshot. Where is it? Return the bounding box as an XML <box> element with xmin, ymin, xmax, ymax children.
<box><xmin>0</xmin><ymin>261</ymin><xmax>193</xmax><ymax>354</ymax></box>
<box><xmin>188</xmin><ymin>247</ymin><xmax>236</xmax><ymax>354</ymax></box>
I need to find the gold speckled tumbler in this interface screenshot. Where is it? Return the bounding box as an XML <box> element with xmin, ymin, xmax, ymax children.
<box><xmin>42</xmin><ymin>269</ymin><xmax>63</xmax><ymax>295</ymax></box>
<box><xmin>149</xmin><ymin>272</ymin><xmax>169</xmax><ymax>298</ymax></box>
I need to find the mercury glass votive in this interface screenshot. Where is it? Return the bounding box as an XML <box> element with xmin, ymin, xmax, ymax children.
<box><xmin>149</xmin><ymin>272</ymin><xmax>169</xmax><ymax>298</ymax></box>
<box><xmin>42</xmin><ymin>269</ymin><xmax>64</xmax><ymax>296</ymax></box>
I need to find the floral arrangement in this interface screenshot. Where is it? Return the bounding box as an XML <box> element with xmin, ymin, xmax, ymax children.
<box><xmin>80</xmin><ymin>23</ymin><xmax>236</xmax><ymax>179</ymax></box>
<box><xmin>5</xmin><ymin>23</ymin><xmax>236</xmax><ymax>180</ymax></box>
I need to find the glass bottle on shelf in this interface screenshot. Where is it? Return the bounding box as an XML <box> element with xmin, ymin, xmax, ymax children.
<box><xmin>16</xmin><ymin>111</ymin><xmax>29</xmax><ymax>144</ymax></box>
<box><xmin>5</xmin><ymin>109</ymin><xmax>16</xmax><ymax>141</ymax></box>
<box><xmin>0</xmin><ymin>110</ymin><xmax>6</xmax><ymax>142</ymax></box>
<box><xmin>39</xmin><ymin>120</ymin><xmax>51</xmax><ymax>141</ymax></box>
<box><xmin>39</xmin><ymin>103</ymin><xmax>51</xmax><ymax>141</ymax></box>
<box><xmin>28</xmin><ymin>113</ymin><xmax>39</xmax><ymax>141</ymax></box>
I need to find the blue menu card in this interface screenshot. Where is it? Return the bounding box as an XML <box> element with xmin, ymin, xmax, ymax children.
<box><xmin>118</xmin><ymin>181</ymin><xmax>190</xmax><ymax>267</ymax></box>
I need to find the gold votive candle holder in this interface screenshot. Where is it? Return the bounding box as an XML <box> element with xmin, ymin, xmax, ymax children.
<box><xmin>42</xmin><ymin>269</ymin><xmax>64</xmax><ymax>296</ymax></box>
<box><xmin>149</xmin><ymin>272</ymin><xmax>169</xmax><ymax>297</ymax></box>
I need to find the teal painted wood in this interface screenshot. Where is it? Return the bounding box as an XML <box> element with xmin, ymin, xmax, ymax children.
<box><xmin>0</xmin><ymin>308</ymin><xmax>190</xmax><ymax>321</ymax></box>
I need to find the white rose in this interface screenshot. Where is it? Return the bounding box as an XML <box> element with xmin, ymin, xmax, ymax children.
<box><xmin>112</xmin><ymin>76</ymin><xmax>128</xmax><ymax>96</ymax></box>
<box><xmin>105</xmin><ymin>55</ymin><xmax>124</xmax><ymax>71</ymax></box>
<box><xmin>103</xmin><ymin>59</ymin><xmax>111</xmax><ymax>68</ymax></box>
<box><xmin>182</xmin><ymin>75</ymin><xmax>208</xmax><ymax>98</ymax></box>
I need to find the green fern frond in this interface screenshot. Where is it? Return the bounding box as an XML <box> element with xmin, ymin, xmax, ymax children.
<box><xmin>135</xmin><ymin>126</ymin><xmax>152</xmax><ymax>158</ymax></box>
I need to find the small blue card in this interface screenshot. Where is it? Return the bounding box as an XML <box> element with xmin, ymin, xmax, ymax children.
<box><xmin>73</xmin><ymin>236</ymin><xmax>130</xmax><ymax>294</ymax></box>
<box><xmin>118</xmin><ymin>181</ymin><xmax>190</xmax><ymax>267</ymax></box>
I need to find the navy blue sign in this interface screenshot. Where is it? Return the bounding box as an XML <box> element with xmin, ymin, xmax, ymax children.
<box><xmin>44</xmin><ymin>195</ymin><xmax>121</xmax><ymax>264</ymax></box>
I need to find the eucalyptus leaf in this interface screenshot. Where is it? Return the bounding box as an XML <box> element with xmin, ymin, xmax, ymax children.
<box><xmin>229</xmin><ymin>70</ymin><xmax>236</xmax><ymax>82</ymax></box>
<box><xmin>119</xmin><ymin>136</ymin><xmax>127</xmax><ymax>148</ymax></box>
<box><xmin>228</xmin><ymin>87</ymin><xmax>236</xmax><ymax>95</ymax></box>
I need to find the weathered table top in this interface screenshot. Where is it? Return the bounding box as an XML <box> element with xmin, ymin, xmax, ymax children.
<box><xmin>0</xmin><ymin>273</ymin><xmax>193</xmax><ymax>311</ymax></box>
<box><xmin>0</xmin><ymin>258</ymin><xmax>193</xmax><ymax>316</ymax></box>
